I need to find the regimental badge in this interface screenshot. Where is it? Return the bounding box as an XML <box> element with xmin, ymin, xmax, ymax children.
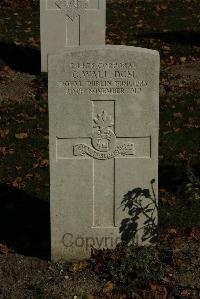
<box><xmin>74</xmin><ymin>110</ymin><xmax>135</xmax><ymax>160</ymax></box>
<box><xmin>55</xmin><ymin>0</ymin><xmax>89</xmax><ymax>21</ymax></box>
<box><xmin>92</xmin><ymin>111</ymin><xmax>116</xmax><ymax>153</ymax></box>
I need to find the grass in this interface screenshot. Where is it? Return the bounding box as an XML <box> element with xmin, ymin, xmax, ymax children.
<box><xmin>0</xmin><ymin>0</ymin><xmax>39</xmax><ymax>45</ymax></box>
<box><xmin>160</xmin><ymin>93</ymin><xmax>200</xmax><ymax>165</ymax></box>
<box><xmin>0</xmin><ymin>0</ymin><xmax>199</xmax><ymax>253</ymax></box>
<box><xmin>0</xmin><ymin>1</ymin><xmax>199</xmax><ymax>297</ymax></box>
<box><xmin>0</xmin><ymin>90</ymin><xmax>49</xmax><ymax>201</ymax></box>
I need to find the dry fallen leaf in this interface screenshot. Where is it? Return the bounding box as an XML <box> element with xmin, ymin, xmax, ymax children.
<box><xmin>159</xmin><ymin>188</ymin><xmax>167</xmax><ymax>193</ymax></box>
<box><xmin>160</xmin><ymin>4</ymin><xmax>168</xmax><ymax>9</ymax></box>
<box><xmin>102</xmin><ymin>281</ymin><xmax>114</xmax><ymax>293</ymax></box>
<box><xmin>150</xmin><ymin>283</ymin><xmax>157</xmax><ymax>292</ymax></box>
<box><xmin>12</xmin><ymin>176</ymin><xmax>23</xmax><ymax>188</ymax></box>
<box><xmin>0</xmin><ymin>129</ymin><xmax>9</xmax><ymax>139</ymax></box>
<box><xmin>155</xmin><ymin>4</ymin><xmax>161</xmax><ymax>12</ymax></box>
<box><xmin>176</xmin><ymin>151</ymin><xmax>191</xmax><ymax>161</ymax></box>
<box><xmin>33</xmin><ymin>163</ymin><xmax>39</xmax><ymax>169</ymax></box>
<box><xmin>25</xmin><ymin>173</ymin><xmax>34</xmax><ymax>179</ymax></box>
<box><xmin>0</xmin><ymin>243</ymin><xmax>13</xmax><ymax>255</ymax></box>
<box><xmin>188</xmin><ymin>227</ymin><xmax>200</xmax><ymax>241</ymax></box>
<box><xmin>160</xmin><ymin>228</ymin><xmax>178</xmax><ymax>242</ymax></box>
<box><xmin>41</xmin><ymin>91</ymin><xmax>48</xmax><ymax>100</ymax></box>
<box><xmin>38</xmin><ymin>106</ymin><xmax>47</xmax><ymax>113</ymax></box>
<box><xmin>0</xmin><ymin>147</ymin><xmax>6</xmax><ymax>155</ymax></box>
<box><xmin>180</xmin><ymin>289</ymin><xmax>191</xmax><ymax>297</ymax></box>
<box><xmin>173</xmin><ymin>112</ymin><xmax>182</xmax><ymax>118</ymax></box>
<box><xmin>180</xmin><ymin>56</ymin><xmax>187</xmax><ymax>63</ymax></box>
<box><xmin>162</xmin><ymin>45</ymin><xmax>170</xmax><ymax>51</ymax></box>
<box><xmin>136</xmin><ymin>23</ymin><xmax>143</xmax><ymax>28</ymax></box>
<box><xmin>150</xmin><ymin>283</ymin><xmax>168</xmax><ymax>299</ymax></box>
<box><xmin>8</xmin><ymin>148</ymin><xmax>15</xmax><ymax>154</ymax></box>
<box><xmin>15</xmin><ymin>166</ymin><xmax>22</xmax><ymax>171</ymax></box>
<box><xmin>14</xmin><ymin>40</ymin><xmax>24</xmax><ymax>46</ymax></box>
<box><xmin>0</xmin><ymin>147</ymin><xmax>15</xmax><ymax>155</ymax></box>
<box><xmin>39</xmin><ymin>159</ymin><xmax>49</xmax><ymax>167</ymax></box>
<box><xmin>69</xmin><ymin>261</ymin><xmax>88</xmax><ymax>272</ymax></box>
<box><xmin>15</xmin><ymin>132</ymin><xmax>28</xmax><ymax>139</ymax></box>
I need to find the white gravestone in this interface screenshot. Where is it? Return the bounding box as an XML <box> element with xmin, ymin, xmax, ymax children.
<box><xmin>40</xmin><ymin>0</ymin><xmax>106</xmax><ymax>72</ymax></box>
<box><xmin>48</xmin><ymin>46</ymin><xmax>160</xmax><ymax>260</ymax></box>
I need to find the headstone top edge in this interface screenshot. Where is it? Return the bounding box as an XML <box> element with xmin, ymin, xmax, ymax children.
<box><xmin>48</xmin><ymin>45</ymin><xmax>160</xmax><ymax>57</ymax></box>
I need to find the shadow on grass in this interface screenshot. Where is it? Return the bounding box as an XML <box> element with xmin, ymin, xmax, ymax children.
<box><xmin>158</xmin><ymin>164</ymin><xmax>200</xmax><ymax>232</ymax></box>
<box><xmin>0</xmin><ymin>42</ymin><xmax>40</xmax><ymax>74</ymax></box>
<box><xmin>139</xmin><ymin>31</ymin><xmax>200</xmax><ymax>45</ymax></box>
<box><xmin>119</xmin><ymin>179</ymin><xmax>158</xmax><ymax>244</ymax></box>
<box><xmin>0</xmin><ymin>183</ymin><xmax>50</xmax><ymax>260</ymax></box>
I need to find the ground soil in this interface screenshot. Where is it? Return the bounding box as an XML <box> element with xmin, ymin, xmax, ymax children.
<box><xmin>0</xmin><ymin>253</ymin><xmax>104</xmax><ymax>299</ymax></box>
<box><xmin>1</xmin><ymin>62</ymin><xmax>199</xmax><ymax>298</ymax></box>
<box><xmin>1</xmin><ymin>239</ymin><xmax>200</xmax><ymax>298</ymax></box>
<box><xmin>0</xmin><ymin>0</ymin><xmax>200</xmax><ymax>298</ymax></box>
<box><xmin>0</xmin><ymin>71</ymin><xmax>36</xmax><ymax>104</ymax></box>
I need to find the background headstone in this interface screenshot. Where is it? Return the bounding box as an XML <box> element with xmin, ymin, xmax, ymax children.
<box><xmin>48</xmin><ymin>46</ymin><xmax>160</xmax><ymax>260</ymax></box>
<box><xmin>40</xmin><ymin>0</ymin><xmax>106</xmax><ymax>71</ymax></box>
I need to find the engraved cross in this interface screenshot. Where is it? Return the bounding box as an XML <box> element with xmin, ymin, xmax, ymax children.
<box><xmin>46</xmin><ymin>0</ymin><xmax>102</xmax><ymax>46</ymax></box>
<box><xmin>56</xmin><ymin>100</ymin><xmax>151</xmax><ymax>228</ymax></box>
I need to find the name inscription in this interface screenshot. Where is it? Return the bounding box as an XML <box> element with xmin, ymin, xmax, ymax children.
<box><xmin>58</xmin><ymin>61</ymin><xmax>149</xmax><ymax>95</ymax></box>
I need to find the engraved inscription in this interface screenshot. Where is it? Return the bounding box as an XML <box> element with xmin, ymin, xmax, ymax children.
<box><xmin>58</xmin><ymin>61</ymin><xmax>149</xmax><ymax>95</ymax></box>
<box><xmin>74</xmin><ymin>110</ymin><xmax>135</xmax><ymax>160</ymax></box>
<box><xmin>74</xmin><ymin>143</ymin><xmax>135</xmax><ymax>160</ymax></box>
<box><xmin>55</xmin><ymin>0</ymin><xmax>89</xmax><ymax>20</ymax></box>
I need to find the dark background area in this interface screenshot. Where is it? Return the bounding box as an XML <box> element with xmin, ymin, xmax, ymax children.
<box><xmin>0</xmin><ymin>1</ymin><xmax>199</xmax><ymax>297</ymax></box>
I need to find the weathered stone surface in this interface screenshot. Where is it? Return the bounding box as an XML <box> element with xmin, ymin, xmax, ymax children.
<box><xmin>48</xmin><ymin>46</ymin><xmax>160</xmax><ymax>260</ymax></box>
<box><xmin>40</xmin><ymin>0</ymin><xmax>106</xmax><ymax>72</ymax></box>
